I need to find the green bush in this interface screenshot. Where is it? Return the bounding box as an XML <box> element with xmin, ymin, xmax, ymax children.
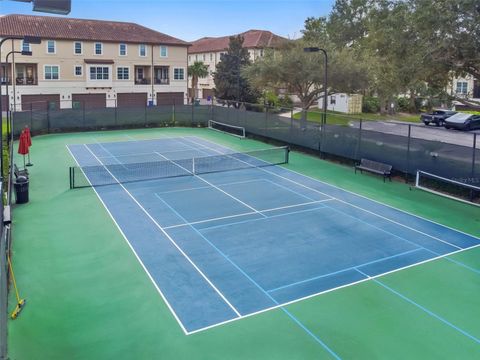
<box><xmin>397</xmin><ymin>97</ymin><xmax>410</xmax><ymax>112</ymax></box>
<box><xmin>362</xmin><ymin>96</ymin><xmax>380</xmax><ymax>113</ymax></box>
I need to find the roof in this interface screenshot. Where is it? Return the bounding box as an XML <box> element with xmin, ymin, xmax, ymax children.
<box><xmin>0</xmin><ymin>14</ymin><xmax>189</xmax><ymax>46</ymax></box>
<box><xmin>189</xmin><ymin>29</ymin><xmax>287</xmax><ymax>54</ymax></box>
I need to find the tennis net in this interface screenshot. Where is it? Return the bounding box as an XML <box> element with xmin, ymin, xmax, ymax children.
<box><xmin>208</xmin><ymin>120</ymin><xmax>245</xmax><ymax>138</ymax></box>
<box><xmin>70</xmin><ymin>146</ymin><xmax>289</xmax><ymax>188</ymax></box>
<box><xmin>415</xmin><ymin>170</ymin><xmax>480</xmax><ymax>206</ymax></box>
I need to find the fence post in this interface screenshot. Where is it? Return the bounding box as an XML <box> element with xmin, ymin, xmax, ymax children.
<box><xmin>355</xmin><ymin>119</ymin><xmax>363</xmax><ymax>162</ymax></box>
<box><xmin>471</xmin><ymin>133</ymin><xmax>477</xmax><ymax>200</ymax></box>
<box><xmin>30</xmin><ymin>102</ymin><xmax>33</xmax><ymax>134</ymax></box>
<box><xmin>406</xmin><ymin>124</ymin><xmax>412</xmax><ymax>183</ymax></box>
<box><xmin>46</xmin><ymin>101</ymin><xmax>50</xmax><ymax>133</ymax></box>
<box><xmin>0</xmin><ymin>227</ymin><xmax>7</xmax><ymax>360</ymax></box>
<box><xmin>191</xmin><ymin>101</ymin><xmax>194</xmax><ymax>125</ymax></box>
<box><xmin>172</xmin><ymin>102</ymin><xmax>176</xmax><ymax>124</ymax></box>
<box><xmin>264</xmin><ymin>105</ymin><xmax>268</xmax><ymax>137</ymax></box>
<box><xmin>144</xmin><ymin>102</ymin><xmax>147</xmax><ymax>127</ymax></box>
<box><xmin>82</xmin><ymin>101</ymin><xmax>86</xmax><ymax>128</ymax></box>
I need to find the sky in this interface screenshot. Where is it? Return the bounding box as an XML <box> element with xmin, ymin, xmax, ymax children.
<box><xmin>0</xmin><ymin>0</ymin><xmax>335</xmax><ymax>41</ymax></box>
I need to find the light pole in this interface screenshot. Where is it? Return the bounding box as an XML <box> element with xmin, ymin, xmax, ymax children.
<box><xmin>0</xmin><ymin>36</ymin><xmax>40</xmax><ymax>180</ymax></box>
<box><xmin>304</xmin><ymin>47</ymin><xmax>328</xmax><ymax>125</ymax></box>
<box><xmin>5</xmin><ymin>50</ymin><xmax>33</xmax><ymax>144</ymax></box>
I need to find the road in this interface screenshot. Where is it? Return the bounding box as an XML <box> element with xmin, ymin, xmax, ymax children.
<box><xmin>350</xmin><ymin>121</ymin><xmax>479</xmax><ymax>148</ymax></box>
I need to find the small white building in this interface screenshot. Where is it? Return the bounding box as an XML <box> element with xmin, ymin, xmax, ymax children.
<box><xmin>318</xmin><ymin>93</ymin><xmax>363</xmax><ymax>114</ymax></box>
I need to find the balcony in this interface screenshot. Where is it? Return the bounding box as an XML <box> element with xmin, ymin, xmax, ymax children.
<box><xmin>154</xmin><ymin>66</ymin><xmax>169</xmax><ymax>85</ymax></box>
<box><xmin>15</xmin><ymin>64</ymin><xmax>38</xmax><ymax>86</ymax></box>
<box><xmin>134</xmin><ymin>65</ymin><xmax>151</xmax><ymax>85</ymax></box>
<box><xmin>1</xmin><ymin>64</ymin><xmax>12</xmax><ymax>85</ymax></box>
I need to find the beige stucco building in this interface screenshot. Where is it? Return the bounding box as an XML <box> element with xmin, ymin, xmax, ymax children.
<box><xmin>0</xmin><ymin>14</ymin><xmax>190</xmax><ymax>111</ymax></box>
<box><xmin>187</xmin><ymin>30</ymin><xmax>287</xmax><ymax>100</ymax></box>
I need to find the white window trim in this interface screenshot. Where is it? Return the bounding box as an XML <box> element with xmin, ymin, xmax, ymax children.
<box><xmin>73</xmin><ymin>41</ymin><xmax>83</xmax><ymax>55</ymax></box>
<box><xmin>119</xmin><ymin>43</ymin><xmax>128</xmax><ymax>56</ymax></box>
<box><xmin>139</xmin><ymin>44</ymin><xmax>147</xmax><ymax>57</ymax></box>
<box><xmin>173</xmin><ymin>67</ymin><xmax>185</xmax><ymax>81</ymax></box>
<box><xmin>44</xmin><ymin>64</ymin><xmax>60</xmax><ymax>80</ymax></box>
<box><xmin>88</xmin><ymin>65</ymin><xmax>110</xmax><ymax>80</ymax></box>
<box><xmin>160</xmin><ymin>45</ymin><xmax>168</xmax><ymax>58</ymax></box>
<box><xmin>74</xmin><ymin>65</ymin><xmax>83</xmax><ymax>77</ymax></box>
<box><xmin>94</xmin><ymin>42</ymin><xmax>103</xmax><ymax>56</ymax></box>
<box><xmin>46</xmin><ymin>40</ymin><xmax>56</xmax><ymax>54</ymax></box>
<box><xmin>22</xmin><ymin>40</ymin><xmax>31</xmax><ymax>52</ymax></box>
<box><xmin>116</xmin><ymin>66</ymin><xmax>130</xmax><ymax>80</ymax></box>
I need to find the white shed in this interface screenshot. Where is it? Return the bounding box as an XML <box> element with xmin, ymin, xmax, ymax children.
<box><xmin>318</xmin><ymin>93</ymin><xmax>363</xmax><ymax>114</ymax></box>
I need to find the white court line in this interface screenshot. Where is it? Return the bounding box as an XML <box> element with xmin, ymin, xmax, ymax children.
<box><xmin>182</xmin><ymin>137</ymin><xmax>468</xmax><ymax>250</ymax></box>
<box><xmin>86</xmin><ymin>136</ymin><xmax>480</xmax><ymax>336</ymax></box>
<box><xmin>163</xmin><ymin>199</ymin><xmax>334</xmax><ymax>230</ymax></box>
<box><xmin>186</xmin><ymin>241</ymin><xmax>480</xmax><ymax>335</ymax></box>
<box><xmin>97</xmin><ymin>147</ymin><xmax>199</xmax><ymax>160</ymax></box>
<box><xmin>83</xmin><ymin>144</ymin><xmax>242</xmax><ymax>319</ymax></box>
<box><xmin>153</xmin><ymin>151</ymin><xmax>266</xmax><ymax>218</ymax></box>
<box><xmin>65</xmin><ymin>145</ymin><xmax>189</xmax><ymax>335</ymax></box>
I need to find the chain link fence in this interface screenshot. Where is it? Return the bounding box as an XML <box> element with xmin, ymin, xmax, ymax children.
<box><xmin>11</xmin><ymin>99</ymin><xmax>479</xmax><ymax>186</ymax></box>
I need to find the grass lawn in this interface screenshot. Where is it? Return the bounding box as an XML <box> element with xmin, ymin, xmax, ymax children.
<box><xmin>293</xmin><ymin>108</ymin><xmax>421</xmax><ymax>125</ymax></box>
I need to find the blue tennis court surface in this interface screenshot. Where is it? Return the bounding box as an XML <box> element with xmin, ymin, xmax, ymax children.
<box><xmin>67</xmin><ymin>136</ymin><xmax>480</xmax><ymax>334</ymax></box>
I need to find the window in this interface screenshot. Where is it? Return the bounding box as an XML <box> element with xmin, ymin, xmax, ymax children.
<box><xmin>47</xmin><ymin>40</ymin><xmax>56</xmax><ymax>54</ymax></box>
<box><xmin>210</xmin><ymin>53</ymin><xmax>213</xmax><ymax>61</ymax></box>
<box><xmin>456</xmin><ymin>81</ymin><xmax>468</xmax><ymax>95</ymax></box>
<box><xmin>74</xmin><ymin>41</ymin><xmax>82</xmax><ymax>55</ymax></box>
<box><xmin>117</xmin><ymin>67</ymin><xmax>129</xmax><ymax>80</ymax></box>
<box><xmin>202</xmin><ymin>54</ymin><xmax>206</xmax><ymax>61</ymax></box>
<box><xmin>188</xmin><ymin>55</ymin><xmax>191</xmax><ymax>62</ymax></box>
<box><xmin>139</xmin><ymin>44</ymin><xmax>146</xmax><ymax>57</ymax></box>
<box><xmin>44</xmin><ymin>65</ymin><xmax>59</xmax><ymax>80</ymax></box>
<box><xmin>160</xmin><ymin>46</ymin><xmax>168</xmax><ymax>57</ymax></box>
<box><xmin>195</xmin><ymin>54</ymin><xmax>198</xmax><ymax>61</ymax></box>
<box><xmin>89</xmin><ymin>66</ymin><xmax>109</xmax><ymax>80</ymax></box>
<box><xmin>119</xmin><ymin>43</ymin><xmax>127</xmax><ymax>56</ymax></box>
<box><xmin>22</xmin><ymin>40</ymin><xmax>31</xmax><ymax>52</ymax></box>
<box><xmin>94</xmin><ymin>42</ymin><xmax>103</xmax><ymax>55</ymax></box>
<box><xmin>173</xmin><ymin>68</ymin><xmax>184</xmax><ymax>80</ymax></box>
<box><xmin>74</xmin><ymin>65</ymin><xmax>82</xmax><ymax>76</ymax></box>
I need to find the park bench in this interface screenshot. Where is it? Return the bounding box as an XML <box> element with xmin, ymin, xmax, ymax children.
<box><xmin>355</xmin><ymin>158</ymin><xmax>392</xmax><ymax>182</ymax></box>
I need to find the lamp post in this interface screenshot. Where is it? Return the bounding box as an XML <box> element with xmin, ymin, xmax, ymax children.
<box><xmin>304</xmin><ymin>47</ymin><xmax>328</xmax><ymax>125</ymax></box>
<box><xmin>0</xmin><ymin>36</ymin><xmax>39</xmax><ymax>180</ymax></box>
<box><xmin>5</xmin><ymin>50</ymin><xmax>33</xmax><ymax>145</ymax></box>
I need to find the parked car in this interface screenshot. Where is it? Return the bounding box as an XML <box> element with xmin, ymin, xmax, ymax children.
<box><xmin>444</xmin><ymin>113</ymin><xmax>480</xmax><ymax>131</ymax></box>
<box><xmin>420</xmin><ymin>109</ymin><xmax>457</xmax><ymax>126</ymax></box>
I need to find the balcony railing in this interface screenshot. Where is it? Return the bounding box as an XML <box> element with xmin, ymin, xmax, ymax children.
<box><xmin>16</xmin><ymin>77</ymin><xmax>38</xmax><ymax>86</ymax></box>
<box><xmin>0</xmin><ymin>78</ymin><xmax>11</xmax><ymax>85</ymax></box>
<box><xmin>135</xmin><ymin>78</ymin><xmax>151</xmax><ymax>85</ymax></box>
<box><xmin>154</xmin><ymin>78</ymin><xmax>169</xmax><ymax>85</ymax></box>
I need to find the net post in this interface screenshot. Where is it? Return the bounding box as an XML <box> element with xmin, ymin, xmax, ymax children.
<box><xmin>470</xmin><ymin>133</ymin><xmax>477</xmax><ymax>201</ymax></box>
<box><xmin>415</xmin><ymin>170</ymin><xmax>420</xmax><ymax>188</ymax></box>
<box><xmin>192</xmin><ymin>157</ymin><xmax>195</xmax><ymax>175</ymax></box>
<box><xmin>285</xmin><ymin>146</ymin><xmax>290</xmax><ymax>164</ymax></box>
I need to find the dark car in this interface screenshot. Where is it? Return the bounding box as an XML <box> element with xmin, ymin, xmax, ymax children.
<box><xmin>444</xmin><ymin>113</ymin><xmax>480</xmax><ymax>131</ymax></box>
<box><xmin>420</xmin><ymin>109</ymin><xmax>457</xmax><ymax>126</ymax></box>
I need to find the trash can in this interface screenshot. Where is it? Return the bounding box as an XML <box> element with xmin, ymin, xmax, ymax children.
<box><xmin>14</xmin><ymin>175</ymin><xmax>29</xmax><ymax>204</ymax></box>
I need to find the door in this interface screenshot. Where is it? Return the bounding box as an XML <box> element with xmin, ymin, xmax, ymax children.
<box><xmin>72</xmin><ymin>93</ymin><xmax>106</xmax><ymax>109</ymax></box>
<box><xmin>156</xmin><ymin>92</ymin><xmax>184</xmax><ymax>105</ymax></box>
<box><xmin>117</xmin><ymin>93</ymin><xmax>148</xmax><ymax>108</ymax></box>
<box><xmin>21</xmin><ymin>94</ymin><xmax>60</xmax><ymax>111</ymax></box>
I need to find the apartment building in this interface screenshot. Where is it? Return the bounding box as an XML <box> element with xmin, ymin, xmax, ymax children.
<box><xmin>187</xmin><ymin>30</ymin><xmax>287</xmax><ymax>99</ymax></box>
<box><xmin>0</xmin><ymin>14</ymin><xmax>190</xmax><ymax>111</ymax></box>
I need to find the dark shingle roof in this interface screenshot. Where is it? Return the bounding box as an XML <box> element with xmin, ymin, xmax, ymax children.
<box><xmin>189</xmin><ymin>29</ymin><xmax>287</xmax><ymax>54</ymax></box>
<box><xmin>0</xmin><ymin>14</ymin><xmax>189</xmax><ymax>46</ymax></box>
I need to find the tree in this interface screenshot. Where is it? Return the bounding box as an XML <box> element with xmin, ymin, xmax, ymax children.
<box><xmin>213</xmin><ymin>35</ymin><xmax>260</xmax><ymax>107</ymax></box>
<box><xmin>188</xmin><ymin>61</ymin><xmax>209</xmax><ymax>100</ymax></box>
<box><xmin>244</xmin><ymin>40</ymin><xmax>368</xmax><ymax>111</ymax></box>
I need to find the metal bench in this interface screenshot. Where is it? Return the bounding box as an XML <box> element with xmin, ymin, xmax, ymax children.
<box><xmin>355</xmin><ymin>158</ymin><xmax>392</xmax><ymax>182</ymax></box>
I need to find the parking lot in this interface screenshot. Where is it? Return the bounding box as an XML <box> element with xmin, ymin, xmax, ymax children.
<box><xmin>352</xmin><ymin>120</ymin><xmax>479</xmax><ymax>147</ymax></box>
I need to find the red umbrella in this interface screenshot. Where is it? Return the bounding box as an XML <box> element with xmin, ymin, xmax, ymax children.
<box><xmin>17</xmin><ymin>131</ymin><xmax>29</xmax><ymax>169</ymax></box>
<box><xmin>24</xmin><ymin>126</ymin><xmax>33</xmax><ymax>166</ymax></box>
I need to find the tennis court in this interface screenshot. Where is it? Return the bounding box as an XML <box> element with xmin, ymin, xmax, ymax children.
<box><xmin>67</xmin><ymin>135</ymin><xmax>480</xmax><ymax>335</ymax></box>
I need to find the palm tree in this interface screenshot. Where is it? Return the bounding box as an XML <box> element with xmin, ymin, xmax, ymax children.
<box><xmin>188</xmin><ymin>61</ymin><xmax>209</xmax><ymax>101</ymax></box>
